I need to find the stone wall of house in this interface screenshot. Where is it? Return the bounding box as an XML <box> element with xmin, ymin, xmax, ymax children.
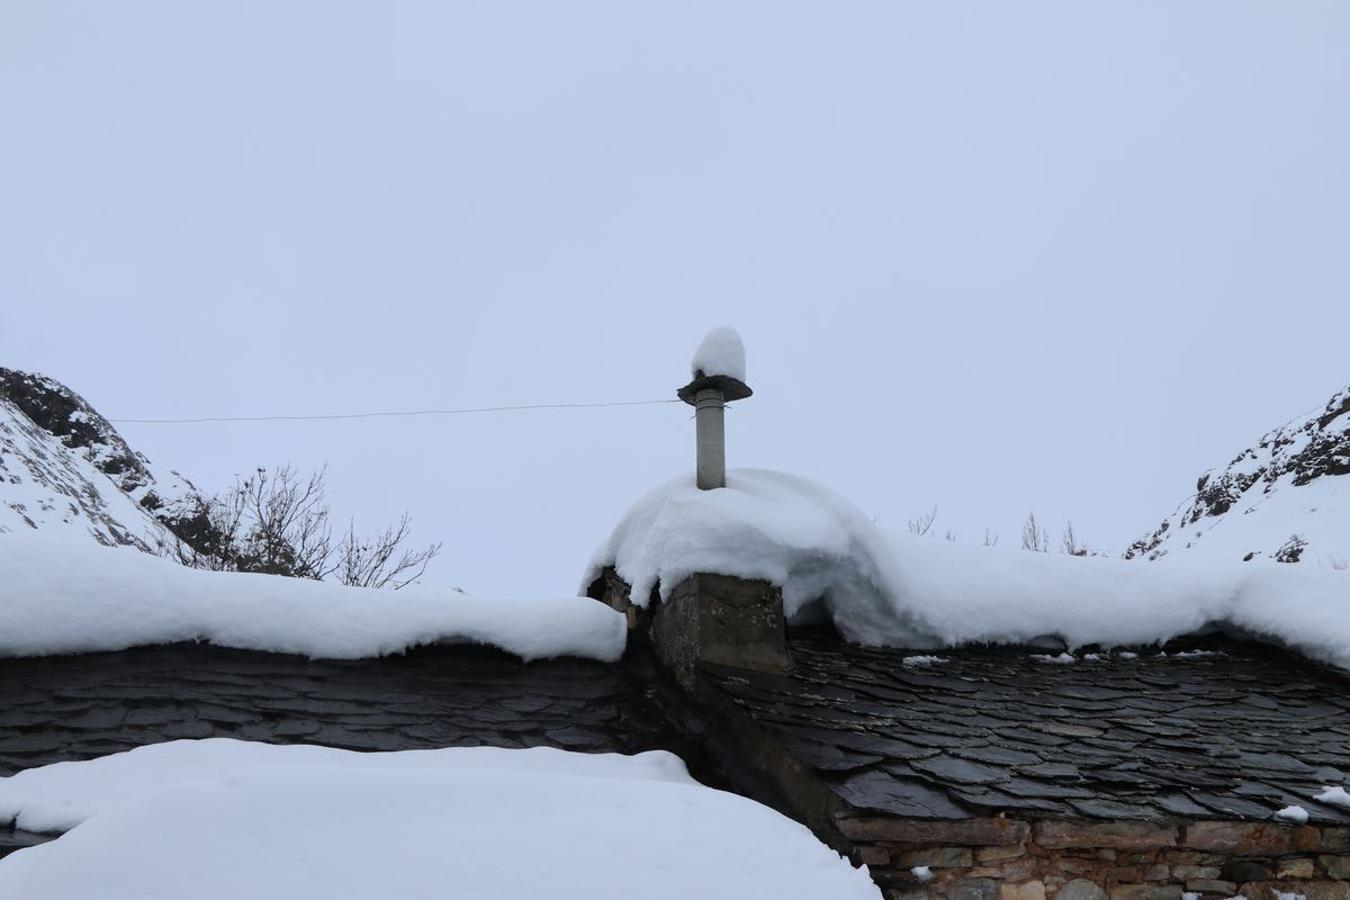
<box><xmin>838</xmin><ymin>814</ymin><xmax>1350</xmax><ymax>900</ymax></box>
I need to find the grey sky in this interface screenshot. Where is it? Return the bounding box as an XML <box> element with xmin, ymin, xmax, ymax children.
<box><xmin>2</xmin><ymin>2</ymin><xmax>1347</xmax><ymax>595</ymax></box>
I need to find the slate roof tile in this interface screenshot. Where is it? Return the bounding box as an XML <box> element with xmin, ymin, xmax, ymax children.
<box><xmin>704</xmin><ymin>631</ymin><xmax>1350</xmax><ymax>824</ymax></box>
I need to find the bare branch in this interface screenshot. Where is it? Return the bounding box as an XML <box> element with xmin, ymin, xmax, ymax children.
<box><xmin>907</xmin><ymin>505</ymin><xmax>938</xmax><ymax>537</ymax></box>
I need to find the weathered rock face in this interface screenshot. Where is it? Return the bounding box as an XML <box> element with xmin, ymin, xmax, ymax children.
<box><xmin>0</xmin><ymin>367</ymin><xmax>207</xmax><ymax>552</ymax></box>
<box><xmin>1126</xmin><ymin>385</ymin><xmax>1350</xmax><ymax>564</ymax></box>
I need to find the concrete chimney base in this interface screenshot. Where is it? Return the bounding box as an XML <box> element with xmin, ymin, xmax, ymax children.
<box><xmin>587</xmin><ymin>568</ymin><xmax>792</xmax><ymax>685</ymax></box>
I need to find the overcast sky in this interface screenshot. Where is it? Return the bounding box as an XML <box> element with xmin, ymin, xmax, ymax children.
<box><xmin>2</xmin><ymin>2</ymin><xmax>1347</xmax><ymax>595</ymax></box>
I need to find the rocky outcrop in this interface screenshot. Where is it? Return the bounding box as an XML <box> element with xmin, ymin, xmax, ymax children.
<box><xmin>0</xmin><ymin>368</ymin><xmax>209</xmax><ymax>552</ymax></box>
<box><xmin>1126</xmin><ymin>386</ymin><xmax>1350</xmax><ymax>563</ymax></box>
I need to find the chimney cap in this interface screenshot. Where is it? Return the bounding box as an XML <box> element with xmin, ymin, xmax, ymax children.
<box><xmin>677</xmin><ymin>374</ymin><xmax>752</xmax><ymax>405</ymax></box>
<box><xmin>679</xmin><ymin>327</ymin><xmax>753</xmax><ymax>405</ymax></box>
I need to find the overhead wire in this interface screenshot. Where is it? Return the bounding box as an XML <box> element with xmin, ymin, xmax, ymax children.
<box><xmin>112</xmin><ymin>398</ymin><xmax>683</xmax><ymax>425</ymax></box>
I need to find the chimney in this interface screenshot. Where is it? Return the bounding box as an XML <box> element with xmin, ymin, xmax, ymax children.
<box><xmin>678</xmin><ymin>327</ymin><xmax>752</xmax><ymax>490</ymax></box>
<box><xmin>588</xmin><ymin>327</ymin><xmax>791</xmax><ymax>684</ymax></box>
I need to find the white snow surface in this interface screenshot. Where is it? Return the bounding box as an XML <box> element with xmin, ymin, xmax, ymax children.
<box><xmin>690</xmin><ymin>326</ymin><xmax>747</xmax><ymax>381</ymax></box>
<box><xmin>587</xmin><ymin>468</ymin><xmax>1350</xmax><ymax>667</ymax></box>
<box><xmin>1131</xmin><ymin>386</ymin><xmax>1350</xmax><ymax>567</ymax></box>
<box><xmin>585</xmin><ymin>469</ymin><xmax>918</xmax><ymax>641</ymax></box>
<box><xmin>1276</xmin><ymin>805</ymin><xmax>1310</xmax><ymax>824</ymax></box>
<box><xmin>1316</xmin><ymin>786</ymin><xmax>1350</xmax><ymax>809</ymax></box>
<box><xmin>0</xmin><ymin>399</ymin><xmax>172</xmax><ymax>551</ymax></box>
<box><xmin>0</xmin><ymin>533</ymin><xmax>625</xmax><ymax>662</ymax></box>
<box><xmin>0</xmin><ymin>740</ymin><xmax>880</xmax><ymax>900</ymax></box>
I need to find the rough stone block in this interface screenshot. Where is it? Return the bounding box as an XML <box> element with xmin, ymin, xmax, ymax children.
<box><xmin>1001</xmin><ymin>881</ymin><xmax>1048</xmax><ymax>900</ymax></box>
<box><xmin>897</xmin><ymin>847</ymin><xmax>974</xmax><ymax>869</ymax></box>
<box><xmin>1110</xmin><ymin>867</ymin><xmax>1144</xmax><ymax>883</ymax></box>
<box><xmin>949</xmin><ymin>879</ymin><xmax>1001</xmax><ymax>900</ymax></box>
<box><xmin>1185</xmin><ymin>879</ymin><xmax>1237</xmax><ymax>895</ymax></box>
<box><xmin>1239</xmin><ymin>881</ymin><xmax>1350</xmax><ymax>900</ymax></box>
<box><xmin>1323</xmin><ymin>831</ymin><xmax>1350</xmax><ymax>853</ymax></box>
<box><xmin>1321</xmin><ymin>856</ymin><xmax>1350</xmax><ymax>879</ymax></box>
<box><xmin>1182</xmin><ymin>822</ymin><xmax>1319</xmax><ymax>854</ymax></box>
<box><xmin>1143</xmin><ymin>865</ymin><xmax>1169</xmax><ymax>882</ymax></box>
<box><xmin>854</xmin><ymin>845</ymin><xmax>890</xmax><ymax>867</ymax></box>
<box><xmin>1108</xmin><ymin>884</ymin><xmax>1182</xmax><ymax>900</ymax></box>
<box><xmin>996</xmin><ymin>860</ymin><xmax>1039</xmax><ymax>883</ymax></box>
<box><xmin>1171</xmin><ymin>866</ymin><xmax>1221</xmax><ymax>880</ymax></box>
<box><xmin>1279</xmin><ymin>859</ymin><xmax>1316</xmax><ymax>880</ymax></box>
<box><xmin>1035</xmin><ymin>822</ymin><xmax>1179</xmax><ymax>851</ymax></box>
<box><xmin>652</xmin><ymin>574</ymin><xmax>791</xmax><ymax>681</ymax></box>
<box><xmin>1056</xmin><ymin>879</ymin><xmax>1109</xmax><ymax>900</ymax></box>
<box><xmin>837</xmin><ymin>816</ymin><xmax>1031</xmax><ymax>847</ymax></box>
<box><xmin>979</xmin><ymin>845</ymin><xmax>1029</xmax><ymax>863</ymax></box>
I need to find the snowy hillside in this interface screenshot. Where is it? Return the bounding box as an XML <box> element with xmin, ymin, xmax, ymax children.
<box><xmin>1127</xmin><ymin>385</ymin><xmax>1350</xmax><ymax>567</ymax></box>
<box><xmin>0</xmin><ymin>368</ymin><xmax>202</xmax><ymax>552</ymax></box>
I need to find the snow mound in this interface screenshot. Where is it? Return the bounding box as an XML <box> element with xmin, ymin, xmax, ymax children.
<box><xmin>587</xmin><ymin>468</ymin><xmax>1350</xmax><ymax>667</ymax></box>
<box><xmin>0</xmin><ymin>740</ymin><xmax>880</xmax><ymax>900</ymax></box>
<box><xmin>583</xmin><ymin>469</ymin><xmax>919</xmax><ymax>644</ymax></box>
<box><xmin>0</xmin><ymin>533</ymin><xmax>625</xmax><ymax>662</ymax></box>
<box><xmin>887</xmin><ymin>534</ymin><xmax>1350</xmax><ymax>667</ymax></box>
<box><xmin>690</xmin><ymin>326</ymin><xmax>747</xmax><ymax>381</ymax></box>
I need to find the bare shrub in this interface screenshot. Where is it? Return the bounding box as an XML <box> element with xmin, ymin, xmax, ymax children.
<box><xmin>1060</xmin><ymin>520</ymin><xmax>1087</xmax><ymax>557</ymax></box>
<box><xmin>907</xmin><ymin>505</ymin><xmax>938</xmax><ymax>537</ymax></box>
<box><xmin>1021</xmin><ymin>512</ymin><xmax>1049</xmax><ymax>553</ymax></box>
<box><xmin>163</xmin><ymin>465</ymin><xmax>440</xmax><ymax>590</ymax></box>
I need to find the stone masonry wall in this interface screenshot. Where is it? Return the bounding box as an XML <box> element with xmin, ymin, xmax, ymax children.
<box><xmin>838</xmin><ymin>815</ymin><xmax>1350</xmax><ymax>900</ymax></box>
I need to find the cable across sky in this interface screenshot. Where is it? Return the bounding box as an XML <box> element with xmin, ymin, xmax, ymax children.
<box><xmin>112</xmin><ymin>398</ymin><xmax>683</xmax><ymax>425</ymax></box>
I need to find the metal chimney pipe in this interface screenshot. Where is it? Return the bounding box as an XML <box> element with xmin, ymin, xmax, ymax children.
<box><xmin>678</xmin><ymin>328</ymin><xmax>752</xmax><ymax>492</ymax></box>
<box><xmin>694</xmin><ymin>387</ymin><xmax>727</xmax><ymax>490</ymax></box>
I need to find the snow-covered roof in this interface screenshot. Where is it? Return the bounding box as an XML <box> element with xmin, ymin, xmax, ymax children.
<box><xmin>586</xmin><ymin>468</ymin><xmax>1350</xmax><ymax>668</ymax></box>
<box><xmin>1</xmin><ymin>534</ymin><xmax>625</xmax><ymax>662</ymax></box>
<box><xmin>0</xmin><ymin>739</ymin><xmax>880</xmax><ymax>900</ymax></box>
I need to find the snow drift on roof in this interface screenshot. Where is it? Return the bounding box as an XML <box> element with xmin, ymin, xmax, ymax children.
<box><xmin>0</xmin><ymin>533</ymin><xmax>625</xmax><ymax>662</ymax></box>
<box><xmin>690</xmin><ymin>326</ymin><xmax>747</xmax><ymax>381</ymax></box>
<box><xmin>584</xmin><ymin>469</ymin><xmax>920</xmax><ymax>641</ymax></box>
<box><xmin>586</xmin><ymin>468</ymin><xmax>1350</xmax><ymax>667</ymax></box>
<box><xmin>0</xmin><ymin>739</ymin><xmax>880</xmax><ymax>900</ymax></box>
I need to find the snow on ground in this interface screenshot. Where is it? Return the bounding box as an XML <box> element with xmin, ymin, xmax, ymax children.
<box><xmin>0</xmin><ymin>400</ymin><xmax>171</xmax><ymax>551</ymax></box>
<box><xmin>690</xmin><ymin>326</ymin><xmax>747</xmax><ymax>381</ymax></box>
<box><xmin>1144</xmin><ymin>473</ymin><xmax>1350</xmax><ymax>569</ymax></box>
<box><xmin>0</xmin><ymin>739</ymin><xmax>880</xmax><ymax>900</ymax></box>
<box><xmin>587</xmin><ymin>468</ymin><xmax>1350</xmax><ymax>667</ymax></box>
<box><xmin>0</xmin><ymin>533</ymin><xmax>625</xmax><ymax>662</ymax></box>
<box><xmin>1131</xmin><ymin>386</ymin><xmax>1350</xmax><ymax>566</ymax></box>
